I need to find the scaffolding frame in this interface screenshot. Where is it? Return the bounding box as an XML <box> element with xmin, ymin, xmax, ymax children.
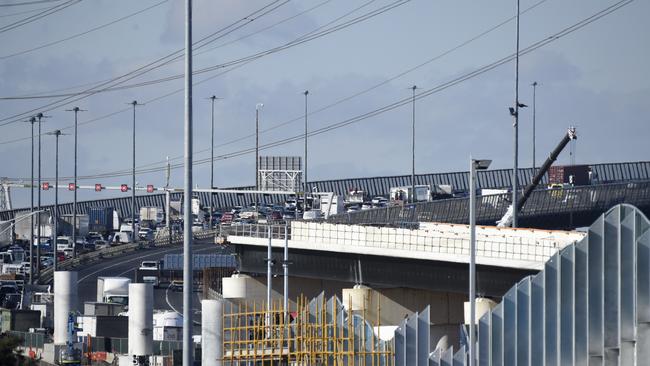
<box><xmin>223</xmin><ymin>294</ymin><xmax>393</xmax><ymax>365</ymax></box>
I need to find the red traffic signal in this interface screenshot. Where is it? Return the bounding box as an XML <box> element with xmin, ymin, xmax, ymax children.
<box><xmin>68</xmin><ymin>183</ymin><xmax>76</xmax><ymax>191</ymax></box>
<box><xmin>94</xmin><ymin>184</ymin><xmax>103</xmax><ymax>192</ymax></box>
<box><xmin>146</xmin><ymin>184</ymin><xmax>154</xmax><ymax>193</ymax></box>
<box><xmin>120</xmin><ymin>184</ymin><xmax>129</xmax><ymax>192</ymax></box>
<box><xmin>42</xmin><ymin>182</ymin><xmax>49</xmax><ymax>190</ymax></box>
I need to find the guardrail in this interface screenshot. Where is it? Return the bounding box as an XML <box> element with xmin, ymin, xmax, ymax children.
<box><xmin>37</xmin><ymin>229</ymin><xmax>218</xmax><ymax>284</ymax></box>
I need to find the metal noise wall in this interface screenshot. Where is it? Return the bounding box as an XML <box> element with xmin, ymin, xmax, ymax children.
<box><xmin>418</xmin><ymin>204</ymin><xmax>650</xmax><ymax>366</ymax></box>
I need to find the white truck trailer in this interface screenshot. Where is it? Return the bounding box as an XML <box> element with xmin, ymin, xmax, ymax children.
<box><xmin>96</xmin><ymin>277</ymin><xmax>131</xmax><ymax>305</ymax></box>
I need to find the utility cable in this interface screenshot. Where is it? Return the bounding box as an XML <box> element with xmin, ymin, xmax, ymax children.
<box><xmin>12</xmin><ymin>0</ymin><xmax>634</xmax><ymax>182</ymax></box>
<box><xmin>0</xmin><ymin>0</ymin><xmax>169</xmax><ymax>60</ymax></box>
<box><xmin>0</xmin><ymin>0</ymin><xmax>79</xmax><ymax>33</ymax></box>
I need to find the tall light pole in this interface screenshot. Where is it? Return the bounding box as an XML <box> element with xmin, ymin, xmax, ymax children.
<box><xmin>208</xmin><ymin>96</ymin><xmax>220</xmax><ymax>229</ymax></box>
<box><xmin>36</xmin><ymin>113</ymin><xmax>44</xmax><ymax>278</ymax></box>
<box><xmin>47</xmin><ymin>130</ymin><xmax>64</xmax><ymax>271</ymax></box>
<box><xmin>469</xmin><ymin>158</ymin><xmax>491</xmax><ymax>366</ymax></box>
<box><xmin>255</xmin><ymin>103</ymin><xmax>263</xmax><ymax>212</ymax></box>
<box><xmin>531</xmin><ymin>81</ymin><xmax>538</xmax><ymax>172</ymax></box>
<box><xmin>26</xmin><ymin>117</ymin><xmax>35</xmax><ymax>284</ymax></box>
<box><xmin>303</xmin><ymin>90</ymin><xmax>309</xmax><ymax>196</ymax></box>
<box><xmin>511</xmin><ymin>0</ymin><xmax>523</xmax><ymax>228</ymax></box>
<box><xmin>410</xmin><ymin>85</ymin><xmax>417</xmax><ymax>203</ymax></box>
<box><xmin>182</xmin><ymin>0</ymin><xmax>194</xmax><ymax>364</ymax></box>
<box><xmin>65</xmin><ymin>106</ymin><xmax>84</xmax><ymax>258</ymax></box>
<box><xmin>130</xmin><ymin>101</ymin><xmax>142</xmax><ymax>243</ymax></box>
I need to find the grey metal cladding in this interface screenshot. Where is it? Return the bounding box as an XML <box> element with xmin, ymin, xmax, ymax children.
<box><xmin>411</xmin><ymin>204</ymin><xmax>650</xmax><ymax>365</ymax></box>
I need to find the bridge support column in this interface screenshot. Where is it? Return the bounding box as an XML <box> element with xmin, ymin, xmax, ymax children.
<box><xmin>128</xmin><ymin>283</ymin><xmax>153</xmax><ymax>364</ymax></box>
<box><xmin>202</xmin><ymin>299</ymin><xmax>223</xmax><ymax>366</ymax></box>
<box><xmin>54</xmin><ymin>271</ymin><xmax>77</xmax><ymax>345</ymax></box>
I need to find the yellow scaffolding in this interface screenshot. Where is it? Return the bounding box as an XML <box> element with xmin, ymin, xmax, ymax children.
<box><xmin>222</xmin><ymin>294</ymin><xmax>393</xmax><ymax>366</ymax></box>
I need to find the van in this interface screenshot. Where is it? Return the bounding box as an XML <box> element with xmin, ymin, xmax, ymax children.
<box><xmin>112</xmin><ymin>232</ymin><xmax>132</xmax><ymax>244</ymax></box>
<box><xmin>55</xmin><ymin>237</ymin><xmax>74</xmax><ymax>252</ymax></box>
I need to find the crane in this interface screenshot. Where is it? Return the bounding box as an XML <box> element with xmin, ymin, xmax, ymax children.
<box><xmin>497</xmin><ymin>127</ymin><xmax>577</xmax><ymax>227</ymax></box>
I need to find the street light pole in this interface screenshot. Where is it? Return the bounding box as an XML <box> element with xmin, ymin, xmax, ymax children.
<box><xmin>512</xmin><ymin>0</ymin><xmax>522</xmax><ymax>228</ymax></box>
<box><xmin>209</xmin><ymin>95</ymin><xmax>219</xmax><ymax>229</ymax></box>
<box><xmin>255</xmin><ymin>103</ymin><xmax>263</xmax><ymax>213</ymax></box>
<box><xmin>531</xmin><ymin>81</ymin><xmax>538</xmax><ymax>173</ymax></box>
<box><xmin>469</xmin><ymin>158</ymin><xmax>491</xmax><ymax>366</ymax></box>
<box><xmin>182</xmin><ymin>0</ymin><xmax>194</xmax><ymax>364</ymax></box>
<box><xmin>27</xmin><ymin>117</ymin><xmax>35</xmax><ymax>284</ymax></box>
<box><xmin>36</xmin><ymin>113</ymin><xmax>44</xmax><ymax>278</ymax></box>
<box><xmin>49</xmin><ymin>130</ymin><xmax>63</xmax><ymax>272</ymax></box>
<box><xmin>65</xmin><ymin>107</ymin><xmax>84</xmax><ymax>258</ymax></box>
<box><xmin>130</xmin><ymin>101</ymin><xmax>142</xmax><ymax>243</ymax></box>
<box><xmin>303</xmin><ymin>90</ymin><xmax>309</xmax><ymax>196</ymax></box>
<box><xmin>411</xmin><ymin>85</ymin><xmax>417</xmax><ymax>203</ymax></box>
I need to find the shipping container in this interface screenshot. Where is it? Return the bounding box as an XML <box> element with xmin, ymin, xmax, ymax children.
<box><xmin>548</xmin><ymin>165</ymin><xmax>590</xmax><ymax>186</ymax></box>
<box><xmin>163</xmin><ymin>254</ymin><xmax>237</xmax><ymax>271</ymax></box>
<box><xmin>88</xmin><ymin>207</ymin><xmax>115</xmax><ymax>234</ymax></box>
<box><xmin>61</xmin><ymin>214</ymin><xmax>89</xmax><ymax>238</ymax></box>
<box><xmin>77</xmin><ymin>315</ymin><xmax>128</xmax><ymax>338</ymax></box>
<box><xmin>84</xmin><ymin>302</ymin><xmax>125</xmax><ymax>316</ymax></box>
<box><xmin>140</xmin><ymin>206</ymin><xmax>164</xmax><ymax>224</ymax></box>
<box><xmin>13</xmin><ymin>211</ymin><xmax>54</xmax><ymax>241</ymax></box>
<box><xmin>0</xmin><ymin>309</ymin><xmax>41</xmax><ymax>332</ymax></box>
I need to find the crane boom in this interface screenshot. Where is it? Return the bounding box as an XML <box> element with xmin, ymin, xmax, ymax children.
<box><xmin>497</xmin><ymin>127</ymin><xmax>577</xmax><ymax>227</ymax></box>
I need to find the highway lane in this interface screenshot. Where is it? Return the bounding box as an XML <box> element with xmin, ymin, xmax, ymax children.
<box><xmin>74</xmin><ymin>240</ymin><xmax>223</xmax><ymax>333</ymax></box>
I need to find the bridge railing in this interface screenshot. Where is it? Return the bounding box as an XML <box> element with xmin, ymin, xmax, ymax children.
<box><xmin>327</xmin><ymin>181</ymin><xmax>650</xmax><ymax>227</ymax></box>
<box><xmin>37</xmin><ymin>229</ymin><xmax>217</xmax><ymax>284</ymax></box>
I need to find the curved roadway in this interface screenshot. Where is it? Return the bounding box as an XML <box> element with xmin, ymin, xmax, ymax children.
<box><xmin>75</xmin><ymin>240</ymin><xmax>221</xmax><ymax>334</ymax></box>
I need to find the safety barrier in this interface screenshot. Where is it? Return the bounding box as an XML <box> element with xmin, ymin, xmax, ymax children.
<box><xmin>37</xmin><ymin>229</ymin><xmax>217</xmax><ymax>284</ymax></box>
<box><xmin>6</xmin><ymin>330</ymin><xmax>45</xmax><ymax>349</ymax></box>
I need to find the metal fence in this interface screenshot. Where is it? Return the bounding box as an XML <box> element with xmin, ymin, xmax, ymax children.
<box><xmin>81</xmin><ymin>336</ymin><xmax>183</xmax><ymax>356</ymax></box>
<box><xmin>3</xmin><ymin>161</ymin><xmax>649</xmax><ymax>221</ymax></box>
<box><xmin>6</xmin><ymin>330</ymin><xmax>46</xmax><ymax>349</ymax></box>
<box><xmin>328</xmin><ymin>181</ymin><xmax>650</xmax><ymax>227</ymax></box>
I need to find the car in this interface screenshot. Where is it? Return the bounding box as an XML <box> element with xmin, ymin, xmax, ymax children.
<box><xmin>86</xmin><ymin>232</ymin><xmax>104</xmax><ymax>243</ymax></box>
<box><xmin>82</xmin><ymin>242</ymin><xmax>96</xmax><ymax>252</ymax></box>
<box><xmin>0</xmin><ymin>285</ymin><xmax>20</xmax><ymax>309</ymax></box>
<box><xmin>346</xmin><ymin>204</ymin><xmax>361</xmax><ymax>212</ymax></box>
<box><xmin>56</xmin><ymin>251</ymin><xmax>66</xmax><ymax>262</ymax></box>
<box><xmin>371</xmin><ymin>196</ymin><xmax>388</xmax><ymax>205</ymax></box>
<box><xmin>94</xmin><ymin>240</ymin><xmax>110</xmax><ymax>250</ymax></box>
<box><xmin>269</xmin><ymin>210</ymin><xmax>283</xmax><ymax>221</ymax></box>
<box><xmin>40</xmin><ymin>256</ymin><xmax>54</xmax><ymax>269</ymax></box>
<box><xmin>220</xmin><ymin>212</ymin><xmax>236</xmax><ymax>225</ymax></box>
<box><xmin>361</xmin><ymin>203</ymin><xmax>373</xmax><ymax>210</ymax></box>
<box><xmin>138</xmin><ymin>228</ymin><xmax>154</xmax><ymax>240</ymax></box>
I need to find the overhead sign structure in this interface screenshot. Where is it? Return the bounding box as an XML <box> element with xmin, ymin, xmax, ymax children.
<box><xmin>146</xmin><ymin>184</ymin><xmax>154</xmax><ymax>193</ymax></box>
<box><xmin>68</xmin><ymin>183</ymin><xmax>76</xmax><ymax>191</ymax></box>
<box><xmin>94</xmin><ymin>184</ymin><xmax>103</xmax><ymax>192</ymax></box>
<box><xmin>120</xmin><ymin>184</ymin><xmax>129</xmax><ymax>192</ymax></box>
<box><xmin>42</xmin><ymin>182</ymin><xmax>49</xmax><ymax>190</ymax></box>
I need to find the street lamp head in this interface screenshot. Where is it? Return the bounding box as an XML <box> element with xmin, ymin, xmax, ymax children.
<box><xmin>472</xmin><ymin>159</ymin><xmax>492</xmax><ymax>170</ymax></box>
<box><xmin>304</xmin><ymin>90</ymin><xmax>309</xmax><ymax>96</ymax></box>
<box><xmin>256</xmin><ymin>103</ymin><xmax>264</xmax><ymax>110</ymax></box>
<box><xmin>36</xmin><ymin>112</ymin><xmax>43</xmax><ymax>119</ymax></box>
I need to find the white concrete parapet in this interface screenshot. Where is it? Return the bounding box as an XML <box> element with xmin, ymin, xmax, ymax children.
<box><xmin>227</xmin><ymin>222</ymin><xmax>585</xmax><ymax>270</ymax></box>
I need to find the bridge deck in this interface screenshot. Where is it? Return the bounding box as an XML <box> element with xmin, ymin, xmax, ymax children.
<box><xmin>225</xmin><ymin>222</ymin><xmax>584</xmax><ymax>271</ymax></box>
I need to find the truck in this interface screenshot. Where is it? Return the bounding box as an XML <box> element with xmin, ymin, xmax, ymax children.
<box><xmin>13</xmin><ymin>211</ymin><xmax>54</xmax><ymax>242</ymax></box>
<box><xmin>61</xmin><ymin>214</ymin><xmax>89</xmax><ymax>238</ymax></box>
<box><xmin>390</xmin><ymin>185</ymin><xmax>431</xmax><ymax>203</ymax></box>
<box><xmin>88</xmin><ymin>207</ymin><xmax>116</xmax><ymax>235</ymax></box>
<box><xmin>136</xmin><ymin>260</ymin><xmax>161</xmax><ymax>287</ymax></box>
<box><xmin>140</xmin><ymin>206</ymin><xmax>164</xmax><ymax>225</ymax></box>
<box><xmin>548</xmin><ymin>164</ymin><xmax>590</xmax><ymax>186</ymax></box>
<box><xmin>96</xmin><ymin>277</ymin><xmax>130</xmax><ymax>305</ymax></box>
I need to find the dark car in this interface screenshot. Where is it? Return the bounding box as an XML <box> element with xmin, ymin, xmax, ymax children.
<box><xmin>269</xmin><ymin>210</ymin><xmax>283</xmax><ymax>221</ymax></box>
<box><xmin>0</xmin><ymin>285</ymin><xmax>20</xmax><ymax>309</ymax></box>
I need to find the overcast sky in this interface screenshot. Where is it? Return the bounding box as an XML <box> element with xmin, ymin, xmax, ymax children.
<box><xmin>0</xmin><ymin>0</ymin><xmax>648</xmax><ymax>208</ymax></box>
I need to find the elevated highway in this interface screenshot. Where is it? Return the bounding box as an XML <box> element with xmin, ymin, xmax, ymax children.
<box><xmin>223</xmin><ymin>221</ymin><xmax>584</xmax><ymax>296</ymax></box>
<box><xmin>2</xmin><ymin>161</ymin><xmax>649</xmax><ymax>231</ymax></box>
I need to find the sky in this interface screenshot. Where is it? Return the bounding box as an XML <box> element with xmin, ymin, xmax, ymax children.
<box><xmin>0</xmin><ymin>0</ymin><xmax>648</xmax><ymax>208</ymax></box>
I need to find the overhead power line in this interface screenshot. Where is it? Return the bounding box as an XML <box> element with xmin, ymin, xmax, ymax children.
<box><xmin>0</xmin><ymin>0</ymin><xmax>80</xmax><ymax>33</ymax></box>
<box><xmin>0</xmin><ymin>0</ymin><xmax>169</xmax><ymax>60</ymax></box>
<box><xmin>0</xmin><ymin>0</ymin><xmax>290</xmax><ymax>125</ymax></box>
<box><xmin>0</xmin><ymin>0</ymin><xmax>63</xmax><ymax>7</ymax></box>
<box><xmin>10</xmin><ymin>0</ymin><xmax>634</xmax><ymax>182</ymax></box>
